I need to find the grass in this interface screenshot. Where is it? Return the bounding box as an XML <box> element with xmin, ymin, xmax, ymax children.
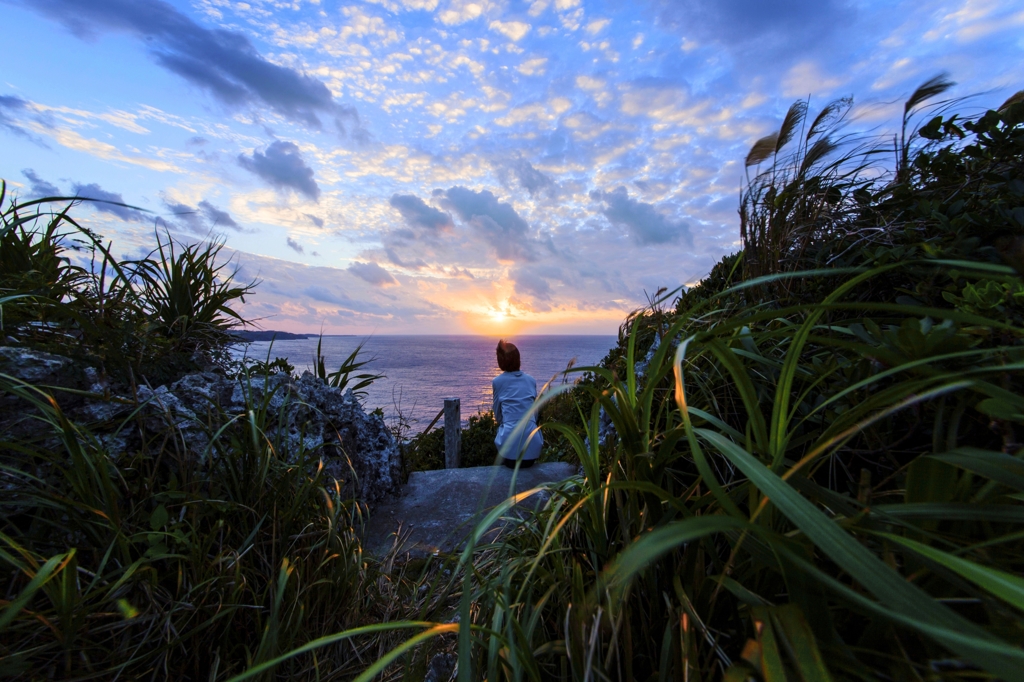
<box><xmin>442</xmin><ymin>83</ymin><xmax>1024</xmax><ymax>681</ymax></box>
<box><xmin>3</xmin><ymin>78</ymin><xmax>1024</xmax><ymax>680</ymax></box>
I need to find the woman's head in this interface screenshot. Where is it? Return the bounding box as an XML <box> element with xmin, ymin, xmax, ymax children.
<box><xmin>496</xmin><ymin>339</ymin><xmax>521</xmax><ymax>372</ymax></box>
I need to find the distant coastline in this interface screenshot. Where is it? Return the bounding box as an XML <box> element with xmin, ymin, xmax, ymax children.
<box><xmin>232</xmin><ymin>330</ymin><xmax>316</xmax><ymax>342</ymax></box>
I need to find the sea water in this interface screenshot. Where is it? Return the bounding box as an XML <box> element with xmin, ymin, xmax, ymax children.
<box><xmin>232</xmin><ymin>335</ymin><xmax>616</xmax><ymax>432</ymax></box>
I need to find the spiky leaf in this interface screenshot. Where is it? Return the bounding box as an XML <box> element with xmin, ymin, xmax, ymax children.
<box><xmin>904</xmin><ymin>73</ymin><xmax>955</xmax><ymax>117</ymax></box>
<box><xmin>776</xmin><ymin>99</ymin><xmax>808</xmax><ymax>153</ymax></box>
<box><xmin>746</xmin><ymin>133</ymin><xmax>780</xmax><ymax>167</ymax></box>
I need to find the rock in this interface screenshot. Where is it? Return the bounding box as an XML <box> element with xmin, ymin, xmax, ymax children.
<box><xmin>588</xmin><ymin>329</ymin><xmax>672</xmax><ymax>450</ymax></box>
<box><xmin>423</xmin><ymin>653</ymin><xmax>456</xmax><ymax>682</ymax></box>
<box><xmin>633</xmin><ymin>331</ymin><xmax>661</xmax><ymax>381</ymax></box>
<box><xmin>0</xmin><ymin>347</ymin><xmax>402</xmax><ymax>504</ymax></box>
<box><xmin>366</xmin><ymin>462</ymin><xmax>578</xmax><ymax>557</ymax></box>
<box><xmin>0</xmin><ymin>346</ymin><xmax>82</xmax><ymax>386</ymax></box>
<box><xmin>0</xmin><ymin>346</ymin><xmax>91</xmax><ymax>438</ymax></box>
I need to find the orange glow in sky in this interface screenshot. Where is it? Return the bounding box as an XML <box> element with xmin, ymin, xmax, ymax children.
<box><xmin>457</xmin><ymin>296</ymin><xmax>626</xmax><ymax>336</ymax></box>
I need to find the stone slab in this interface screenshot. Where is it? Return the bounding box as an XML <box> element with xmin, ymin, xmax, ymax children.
<box><xmin>366</xmin><ymin>462</ymin><xmax>577</xmax><ymax>558</ymax></box>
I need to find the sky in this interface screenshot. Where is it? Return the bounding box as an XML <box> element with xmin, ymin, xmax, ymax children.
<box><xmin>1</xmin><ymin>0</ymin><xmax>1022</xmax><ymax>335</ymax></box>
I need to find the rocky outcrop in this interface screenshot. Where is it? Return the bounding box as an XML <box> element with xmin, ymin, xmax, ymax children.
<box><xmin>0</xmin><ymin>347</ymin><xmax>402</xmax><ymax>504</ymax></box>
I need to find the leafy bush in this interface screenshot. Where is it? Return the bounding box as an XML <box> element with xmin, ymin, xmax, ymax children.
<box><xmin>459</xmin><ymin>412</ymin><xmax>499</xmax><ymax>467</ymax></box>
<box><xmin>537</xmin><ymin>381</ymin><xmax>589</xmax><ymax>464</ymax></box>
<box><xmin>0</xmin><ymin>188</ymin><xmax>256</xmax><ymax>383</ymax></box>
<box><xmin>313</xmin><ymin>334</ymin><xmax>384</xmax><ymax>398</ymax></box>
<box><xmin>404</xmin><ymin>412</ymin><xmax>500</xmax><ymax>473</ymax></box>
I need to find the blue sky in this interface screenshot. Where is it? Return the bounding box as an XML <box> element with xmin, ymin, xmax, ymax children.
<box><xmin>2</xmin><ymin>0</ymin><xmax>1022</xmax><ymax>334</ymax></box>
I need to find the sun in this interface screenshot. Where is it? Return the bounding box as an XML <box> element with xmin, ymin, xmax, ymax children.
<box><xmin>462</xmin><ymin>299</ymin><xmax>526</xmax><ymax>334</ymax></box>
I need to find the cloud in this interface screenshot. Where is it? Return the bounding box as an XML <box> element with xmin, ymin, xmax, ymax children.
<box><xmin>517</xmin><ymin>57</ymin><xmax>548</xmax><ymax>76</ymax></box>
<box><xmin>23</xmin><ymin>0</ymin><xmax>357</xmax><ymax>130</ymax></box>
<box><xmin>440</xmin><ymin>186</ymin><xmax>536</xmax><ymax>261</ymax></box>
<box><xmin>21</xmin><ymin>169</ymin><xmax>61</xmax><ymax>198</ymax></box>
<box><xmin>304</xmin><ymin>213</ymin><xmax>325</xmax><ymax>228</ymax></box>
<box><xmin>238</xmin><ymin>141</ymin><xmax>320</xmax><ymax>200</ymax></box>
<box><xmin>498</xmin><ymin>159</ymin><xmax>554</xmax><ymax>197</ymax></box>
<box><xmin>304</xmin><ymin>285</ymin><xmax>343</xmax><ymax>305</ymax></box>
<box><xmin>783</xmin><ymin>61</ymin><xmax>846</xmax><ymax>97</ymax></box>
<box><xmin>560</xmin><ymin>7</ymin><xmax>584</xmax><ymax>31</ymax></box>
<box><xmin>72</xmin><ymin>182</ymin><xmax>148</xmax><ymax>222</ymax></box>
<box><xmin>591</xmin><ymin>186</ymin><xmax>690</xmax><ymax>245</ymax></box>
<box><xmin>286</xmin><ymin>237</ymin><xmax>304</xmax><ymax>254</ymax></box>
<box><xmin>0</xmin><ymin>94</ymin><xmax>56</xmax><ymax>146</ymax></box>
<box><xmin>489</xmin><ymin>20</ymin><xmax>531</xmax><ymax>41</ymax></box>
<box><xmin>438</xmin><ymin>0</ymin><xmax>498</xmax><ymax>25</ymax></box>
<box><xmin>163</xmin><ymin>199</ymin><xmax>207</xmax><ymax>233</ymax></box>
<box><xmin>162</xmin><ymin>199</ymin><xmax>243</xmax><ymax>234</ymax></box>
<box><xmin>386</xmin><ymin>247</ymin><xmax>427</xmax><ymax>269</ymax></box>
<box><xmin>512</xmin><ymin>265</ymin><xmax>553</xmax><ymax>299</ymax></box>
<box><xmin>0</xmin><ymin>95</ymin><xmax>36</xmax><ymax>140</ymax></box>
<box><xmin>198</xmin><ymin>200</ymin><xmax>240</xmax><ymax>230</ymax></box>
<box><xmin>291</xmin><ymin>281</ymin><xmax>429</xmax><ymax>319</ymax></box>
<box><xmin>389</xmin><ymin>193</ymin><xmax>454</xmax><ymax>232</ymax></box>
<box><xmin>366</xmin><ymin>0</ymin><xmax>440</xmax><ymax>12</ymax></box>
<box><xmin>348</xmin><ymin>261</ymin><xmax>399</xmax><ymax>286</ymax></box>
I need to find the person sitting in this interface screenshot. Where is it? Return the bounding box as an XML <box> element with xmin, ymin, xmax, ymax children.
<box><xmin>492</xmin><ymin>339</ymin><xmax>543</xmax><ymax>469</ymax></box>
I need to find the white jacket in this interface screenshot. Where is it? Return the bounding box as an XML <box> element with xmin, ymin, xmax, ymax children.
<box><xmin>492</xmin><ymin>370</ymin><xmax>544</xmax><ymax>460</ymax></box>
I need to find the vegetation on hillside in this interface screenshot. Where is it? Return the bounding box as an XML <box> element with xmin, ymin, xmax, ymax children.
<box><xmin>0</xmin><ymin>200</ymin><xmax>441</xmax><ymax>679</ymax></box>
<box><xmin>444</xmin><ymin>81</ymin><xmax>1024</xmax><ymax>681</ymax></box>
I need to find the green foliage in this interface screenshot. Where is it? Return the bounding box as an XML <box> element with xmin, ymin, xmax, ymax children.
<box><xmin>438</xmin><ymin>87</ymin><xmax>1024</xmax><ymax>681</ymax></box>
<box><xmin>459</xmin><ymin>412</ymin><xmax>499</xmax><ymax>467</ymax></box>
<box><xmin>402</xmin><ymin>419</ymin><xmax>446</xmax><ymax>473</ymax></box>
<box><xmin>0</xmin><ymin>366</ymin><xmax>373</xmax><ymax>678</ymax></box>
<box><xmin>237</xmin><ymin>355</ymin><xmax>296</xmax><ymax>377</ymax></box>
<box><xmin>404</xmin><ymin>412</ymin><xmax>500</xmax><ymax>473</ymax></box>
<box><xmin>127</xmin><ymin>230</ymin><xmax>257</xmax><ymax>356</ymax></box>
<box><xmin>0</xmin><ymin>188</ymin><xmax>255</xmax><ymax>382</ymax></box>
<box><xmin>314</xmin><ymin>334</ymin><xmax>384</xmax><ymax>398</ymax></box>
<box><xmin>537</xmin><ymin>384</ymin><xmax>588</xmax><ymax>464</ymax></box>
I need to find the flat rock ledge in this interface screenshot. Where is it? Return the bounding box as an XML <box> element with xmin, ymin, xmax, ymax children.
<box><xmin>366</xmin><ymin>462</ymin><xmax>578</xmax><ymax>559</ymax></box>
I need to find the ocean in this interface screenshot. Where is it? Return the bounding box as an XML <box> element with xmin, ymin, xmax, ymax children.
<box><xmin>232</xmin><ymin>335</ymin><xmax>617</xmax><ymax>432</ymax></box>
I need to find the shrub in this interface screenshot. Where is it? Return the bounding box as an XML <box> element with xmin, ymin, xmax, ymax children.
<box><xmin>0</xmin><ymin>187</ymin><xmax>256</xmax><ymax>383</ymax></box>
<box><xmin>459</xmin><ymin>412</ymin><xmax>499</xmax><ymax>467</ymax></box>
<box><xmin>403</xmin><ymin>412</ymin><xmax>500</xmax><ymax>474</ymax></box>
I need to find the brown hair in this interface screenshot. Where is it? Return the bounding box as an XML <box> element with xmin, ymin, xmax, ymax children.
<box><xmin>496</xmin><ymin>339</ymin><xmax>521</xmax><ymax>372</ymax></box>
